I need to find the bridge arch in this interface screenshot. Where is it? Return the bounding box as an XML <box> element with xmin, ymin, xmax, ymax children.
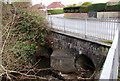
<box><xmin>75</xmin><ymin>54</ymin><xmax>95</xmax><ymax>71</ymax></box>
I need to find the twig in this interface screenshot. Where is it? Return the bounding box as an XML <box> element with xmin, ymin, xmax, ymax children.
<box><xmin>0</xmin><ymin>65</ymin><xmax>12</xmax><ymax>80</ymax></box>
<box><xmin>1</xmin><ymin>5</ymin><xmax>16</xmax><ymax>55</ymax></box>
<box><xmin>0</xmin><ymin>65</ymin><xmax>47</xmax><ymax>80</ymax></box>
<box><xmin>26</xmin><ymin>59</ymin><xmax>41</xmax><ymax>74</ymax></box>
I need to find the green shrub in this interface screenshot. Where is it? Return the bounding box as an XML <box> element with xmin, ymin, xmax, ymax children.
<box><xmin>64</xmin><ymin>2</ymin><xmax>120</xmax><ymax>13</ymax></box>
<box><xmin>79</xmin><ymin>6</ymin><xmax>88</xmax><ymax>13</ymax></box>
<box><xmin>88</xmin><ymin>3</ymin><xmax>107</xmax><ymax>12</ymax></box>
<box><xmin>64</xmin><ymin>6</ymin><xmax>78</xmax><ymax>13</ymax></box>
<box><xmin>13</xmin><ymin>13</ymin><xmax>49</xmax><ymax>58</ymax></box>
<box><xmin>63</xmin><ymin>6</ymin><xmax>88</xmax><ymax>13</ymax></box>
<box><xmin>106</xmin><ymin>3</ymin><xmax>120</xmax><ymax>11</ymax></box>
<box><xmin>2</xmin><ymin>3</ymin><xmax>52</xmax><ymax>71</ymax></box>
<box><xmin>47</xmin><ymin>9</ymin><xmax>63</xmax><ymax>15</ymax></box>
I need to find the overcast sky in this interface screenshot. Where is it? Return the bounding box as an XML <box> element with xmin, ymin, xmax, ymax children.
<box><xmin>31</xmin><ymin>0</ymin><xmax>109</xmax><ymax>6</ymax></box>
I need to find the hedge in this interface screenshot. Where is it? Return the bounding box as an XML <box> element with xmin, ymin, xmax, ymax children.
<box><xmin>63</xmin><ymin>6</ymin><xmax>88</xmax><ymax>13</ymax></box>
<box><xmin>88</xmin><ymin>3</ymin><xmax>107</xmax><ymax>12</ymax></box>
<box><xmin>79</xmin><ymin>6</ymin><xmax>88</xmax><ymax>13</ymax></box>
<box><xmin>63</xmin><ymin>3</ymin><xmax>120</xmax><ymax>13</ymax></box>
<box><xmin>106</xmin><ymin>3</ymin><xmax>120</xmax><ymax>11</ymax></box>
<box><xmin>47</xmin><ymin>9</ymin><xmax>63</xmax><ymax>15</ymax></box>
<box><xmin>64</xmin><ymin>6</ymin><xmax>79</xmax><ymax>13</ymax></box>
<box><xmin>64</xmin><ymin>3</ymin><xmax>107</xmax><ymax>13</ymax></box>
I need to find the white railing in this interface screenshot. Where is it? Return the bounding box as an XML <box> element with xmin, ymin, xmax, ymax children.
<box><xmin>47</xmin><ymin>16</ymin><xmax>119</xmax><ymax>41</ymax></box>
<box><xmin>99</xmin><ymin>28</ymin><xmax>120</xmax><ymax>80</ymax></box>
<box><xmin>47</xmin><ymin>16</ymin><xmax>120</xmax><ymax>80</ymax></box>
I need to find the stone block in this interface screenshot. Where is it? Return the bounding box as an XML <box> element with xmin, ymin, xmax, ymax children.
<box><xmin>51</xmin><ymin>49</ymin><xmax>77</xmax><ymax>72</ymax></box>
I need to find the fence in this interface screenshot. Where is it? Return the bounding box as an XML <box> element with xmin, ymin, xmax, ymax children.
<box><xmin>99</xmin><ymin>28</ymin><xmax>120</xmax><ymax>80</ymax></box>
<box><xmin>47</xmin><ymin>16</ymin><xmax>120</xmax><ymax>80</ymax></box>
<box><xmin>47</xmin><ymin>16</ymin><xmax>119</xmax><ymax>41</ymax></box>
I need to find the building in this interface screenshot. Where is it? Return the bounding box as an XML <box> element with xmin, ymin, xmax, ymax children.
<box><xmin>31</xmin><ymin>3</ymin><xmax>47</xmax><ymax>14</ymax></box>
<box><xmin>47</xmin><ymin>2</ymin><xmax>65</xmax><ymax>9</ymax></box>
<box><xmin>31</xmin><ymin>3</ymin><xmax>45</xmax><ymax>9</ymax></box>
<box><xmin>107</xmin><ymin>0</ymin><xmax>120</xmax><ymax>4</ymax></box>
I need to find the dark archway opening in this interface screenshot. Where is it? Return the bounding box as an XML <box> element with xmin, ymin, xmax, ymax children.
<box><xmin>31</xmin><ymin>47</ymin><xmax>53</xmax><ymax>69</ymax></box>
<box><xmin>37</xmin><ymin>47</ymin><xmax>53</xmax><ymax>69</ymax></box>
<box><xmin>75</xmin><ymin>54</ymin><xmax>95</xmax><ymax>78</ymax></box>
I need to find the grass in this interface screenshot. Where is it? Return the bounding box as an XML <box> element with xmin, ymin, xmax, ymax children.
<box><xmin>47</xmin><ymin>9</ymin><xmax>63</xmax><ymax>15</ymax></box>
<box><xmin>101</xmin><ymin>40</ymin><xmax>112</xmax><ymax>44</ymax></box>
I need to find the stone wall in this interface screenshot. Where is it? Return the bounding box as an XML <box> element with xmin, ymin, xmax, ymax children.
<box><xmin>97</xmin><ymin>12</ymin><xmax>119</xmax><ymax>18</ymax></box>
<box><xmin>51</xmin><ymin>31</ymin><xmax>109</xmax><ymax>72</ymax></box>
<box><xmin>64</xmin><ymin>13</ymin><xmax>88</xmax><ymax>18</ymax></box>
<box><xmin>64</xmin><ymin>12</ymin><xmax>119</xmax><ymax>18</ymax></box>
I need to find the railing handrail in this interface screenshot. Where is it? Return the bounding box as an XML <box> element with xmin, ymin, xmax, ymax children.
<box><xmin>47</xmin><ymin>16</ymin><xmax>120</xmax><ymax>21</ymax></box>
<box><xmin>47</xmin><ymin>16</ymin><xmax>118</xmax><ymax>41</ymax></box>
<box><xmin>99</xmin><ymin>29</ymin><xmax>120</xmax><ymax>80</ymax></box>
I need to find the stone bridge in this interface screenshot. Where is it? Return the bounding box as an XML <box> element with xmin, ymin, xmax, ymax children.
<box><xmin>50</xmin><ymin>30</ymin><xmax>110</xmax><ymax>73</ymax></box>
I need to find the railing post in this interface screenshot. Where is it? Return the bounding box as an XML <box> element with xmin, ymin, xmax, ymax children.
<box><xmin>113</xmin><ymin>28</ymin><xmax>120</xmax><ymax>79</ymax></box>
<box><xmin>85</xmin><ymin>18</ymin><xmax>87</xmax><ymax>38</ymax></box>
<box><xmin>50</xmin><ymin>16</ymin><xmax>52</xmax><ymax>28</ymax></box>
<box><xmin>118</xmin><ymin>22</ymin><xmax>120</xmax><ymax>57</ymax></box>
<box><xmin>64</xmin><ymin>17</ymin><xmax>65</xmax><ymax>32</ymax></box>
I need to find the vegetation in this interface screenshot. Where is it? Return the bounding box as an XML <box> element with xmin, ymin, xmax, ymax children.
<box><xmin>106</xmin><ymin>2</ymin><xmax>120</xmax><ymax>11</ymax></box>
<box><xmin>47</xmin><ymin>9</ymin><xmax>63</xmax><ymax>15</ymax></box>
<box><xmin>88</xmin><ymin>3</ymin><xmax>107</xmax><ymax>12</ymax></box>
<box><xmin>2</xmin><ymin>2</ymin><xmax>52</xmax><ymax>80</ymax></box>
<box><xmin>63</xmin><ymin>2</ymin><xmax>120</xmax><ymax>13</ymax></box>
<box><xmin>64</xmin><ymin>6</ymin><xmax>88</xmax><ymax>13</ymax></box>
<box><xmin>79</xmin><ymin>6</ymin><xmax>88</xmax><ymax>13</ymax></box>
<box><xmin>12</xmin><ymin>12</ymin><xmax>50</xmax><ymax>60</ymax></box>
<box><xmin>101</xmin><ymin>40</ymin><xmax>112</xmax><ymax>44</ymax></box>
<box><xmin>64</xmin><ymin>2</ymin><xmax>107</xmax><ymax>13</ymax></box>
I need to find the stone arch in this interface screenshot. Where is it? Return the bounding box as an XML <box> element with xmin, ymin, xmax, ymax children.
<box><xmin>75</xmin><ymin>54</ymin><xmax>95</xmax><ymax>72</ymax></box>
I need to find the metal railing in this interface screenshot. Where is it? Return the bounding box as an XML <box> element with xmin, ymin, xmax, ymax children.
<box><xmin>99</xmin><ymin>28</ymin><xmax>120</xmax><ymax>80</ymax></box>
<box><xmin>47</xmin><ymin>16</ymin><xmax>120</xmax><ymax>80</ymax></box>
<box><xmin>47</xmin><ymin>16</ymin><xmax>119</xmax><ymax>41</ymax></box>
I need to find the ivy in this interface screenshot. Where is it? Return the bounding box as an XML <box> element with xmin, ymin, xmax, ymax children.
<box><xmin>12</xmin><ymin>12</ymin><xmax>49</xmax><ymax>61</ymax></box>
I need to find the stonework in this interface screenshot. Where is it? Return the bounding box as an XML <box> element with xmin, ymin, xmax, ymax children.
<box><xmin>51</xmin><ymin>31</ymin><xmax>109</xmax><ymax>72</ymax></box>
<box><xmin>51</xmin><ymin>49</ymin><xmax>76</xmax><ymax>72</ymax></box>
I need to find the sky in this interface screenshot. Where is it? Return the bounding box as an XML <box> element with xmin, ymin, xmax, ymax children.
<box><xmin>31</xmin><ymin>0</ymin><xmax>109</xmax><ymax>6</ymax></box>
